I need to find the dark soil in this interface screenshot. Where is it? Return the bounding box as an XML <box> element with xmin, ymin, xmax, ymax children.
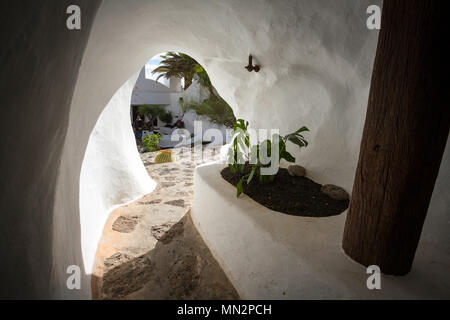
<box><xmin>221</xmin><ymin>165</ymin><xmax>349</xmax><ymax>217</ymax></box>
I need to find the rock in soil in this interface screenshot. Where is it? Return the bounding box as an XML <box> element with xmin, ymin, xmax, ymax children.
<box><xmin>221</xmin><ymin>165</ymin><xmax>349</xmax><ymax>217</ymax></box>
<box><xmin>288</xmin><ymin>165</ymin><xmax>306</xmax><ymax>177</ymax></box>
<box><xmin>321</xmin><ymin>184</ymin><xmax>350</xmax><ymax>201</ymax></box>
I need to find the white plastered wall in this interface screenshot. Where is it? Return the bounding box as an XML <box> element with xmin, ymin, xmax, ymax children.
<box><xmin>50</xmin><ymin>0</ymin><xmax>449</xmax><ymax>299</ymax></box>
<box><xmin>79</xmin><ymin>74</ymin><xmax>156</xmax><ymax>274</ymax></box>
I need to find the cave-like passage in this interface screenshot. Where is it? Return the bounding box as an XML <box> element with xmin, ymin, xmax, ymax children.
<box><xmin>90</xmin><ymin>53</ymin><xmax>239</xmax><ymax>299</ymax></box>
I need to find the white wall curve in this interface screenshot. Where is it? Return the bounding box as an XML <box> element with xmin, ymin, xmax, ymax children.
<box><xmin>51</xmin><ymin>0</ymin><xmax>389</xmax><ymax>299</ymax></box>
<box><xmin>192</xmin><ymin>162</ymin><xmax>450</xmax><ymax>299</ymax></box>
<box><xmin>79</xmin><ymin>73</ymin><xmax>156</xmax><ymax>274</ymax></box>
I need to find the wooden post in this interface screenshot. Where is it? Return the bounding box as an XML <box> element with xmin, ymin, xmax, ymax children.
<box><xmin>342</xmin><ymin>0</ymin><xmax>448</xmax><ymax>275</ymax></box>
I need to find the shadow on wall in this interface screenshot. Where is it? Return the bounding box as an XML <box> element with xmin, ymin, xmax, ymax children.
<box><xmin>0</xmin><ymin>0</ymin><xmax>101</xmax><ymax>299</ymax></box>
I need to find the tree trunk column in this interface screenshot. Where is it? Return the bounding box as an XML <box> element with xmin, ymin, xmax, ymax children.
<box><xmin>342</xmin><ymin>0</ymin><xmax>448</xmax><ymax>275</ymax></box>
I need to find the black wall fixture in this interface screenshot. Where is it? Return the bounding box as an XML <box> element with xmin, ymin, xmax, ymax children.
<box><xmin>245</xmin><ymin>55</ymin><xmax>261</xmax><ymax>72</ymax></box>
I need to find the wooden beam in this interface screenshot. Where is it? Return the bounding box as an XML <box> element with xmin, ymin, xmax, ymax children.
<box><xmin>342</xmin><ymin>0</ymin><xmax>448</xmax><ymax>275</ymax></box>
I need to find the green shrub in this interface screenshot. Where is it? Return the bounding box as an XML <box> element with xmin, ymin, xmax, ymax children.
<box><xmin>227</xmin><ymin>119</ymin><xmax>309</xmax><ymax>197</ymax></box>
<box><xmin>143</xmin><ymin>133</ymin><xmax>162</xmax><ymax>152</ymax></box>
<box><xmin>180</xmin><ymin>95</ymin><xmax>236</xmax><ymax>128</ymax></box>
<box><xmin>137</xmin><ymin>105</ymin><xmax>164</xmax><ymax>118</ymax></box>
<box><xmin>159</xmin><ymin>111</ymin><xmax>173</xmax><ymax>125</ymax></box>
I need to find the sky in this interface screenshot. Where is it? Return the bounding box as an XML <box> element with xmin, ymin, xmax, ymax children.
<box><xmin>145</xmin><ymin>53</ymin><xmax>165</xmax><ymax>81</ymax></box>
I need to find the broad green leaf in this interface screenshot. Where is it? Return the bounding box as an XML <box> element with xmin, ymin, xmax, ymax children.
<box><xmin>237</xmin><ymin>179</ymin><xmax>244</xmax><ymax>197</ymax></box>
<box><xmin>247</xmin><ymin>166</ymin><xmax>257</xmax><ymax>185</ymax></box>
<box><xmin>281</xmin><ymin>151</ymin><xmax>296</xmax><ymax>163</ymax></box>
<box><xmin>279</xmin><ymin>139</ymin><xmax>286</xmax><ymax>154</ymax></box>
<box><xmin>287</xmin><ymin>136</ymin><xmax>306</xmax><ymax>148</ymax></box>
<box><xmin>236</xmin><ymin>136</ymin><xmax>247</xmax><ymax>149</ymax></box>
<box><xmin>295</xmin><ymin>126</ymin><xmax>309</xmax><ymax>134</ymax></box>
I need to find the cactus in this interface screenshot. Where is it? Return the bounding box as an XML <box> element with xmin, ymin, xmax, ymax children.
<box><xmin>154</xmin><ymin>150</ymin><xmax>174</xmax><ymax>164</ymax></box>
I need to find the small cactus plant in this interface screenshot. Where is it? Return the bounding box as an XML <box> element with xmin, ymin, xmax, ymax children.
<box><xmin>154</xmin><ymin>150</ymin><xmax>174</xmax><ymax>164</ymax></box>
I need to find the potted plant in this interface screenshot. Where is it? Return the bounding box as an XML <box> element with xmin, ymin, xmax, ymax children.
<box><xmin>227</xmin><ymin>119</ymin><xmax>309</xmax><ymax>197</ymax></box>
<box><xmin>223</xmin><ymin>119</ymin><xmax>349</xmax><ymax>218</ymax></box>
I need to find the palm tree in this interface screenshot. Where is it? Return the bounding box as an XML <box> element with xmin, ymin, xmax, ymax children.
<box><xmin>153</xmin><ymin>52</ymin><xmax>236</xmax><ymax>127</ymax></box>
<box><xmin>152</xmin><ymin>52</ymin><xmax>212</xmax><ymax>91</ymax></box>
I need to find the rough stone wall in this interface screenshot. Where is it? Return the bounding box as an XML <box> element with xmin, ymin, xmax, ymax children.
<box><xmin>0</xmin><ymin>0</ymin><xmax>101</xmax><ymax>299</ymax></box>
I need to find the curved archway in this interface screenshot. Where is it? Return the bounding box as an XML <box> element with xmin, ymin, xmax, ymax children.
<box><xmin>80</xmin><ymin>51</ymin><xmax>235</xmax><ymax>282</ymax></box>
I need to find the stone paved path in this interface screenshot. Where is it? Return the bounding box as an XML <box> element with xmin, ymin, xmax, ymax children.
<box><xmin>92</xmin><ymin>146</ymin><xmax>239</xmax><ymax>300</ymax></box>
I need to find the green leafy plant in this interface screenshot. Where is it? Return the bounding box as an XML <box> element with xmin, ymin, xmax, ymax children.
<box><xmin>137</xmin><ymin>105</ymin><xmax>165</xmax><ymax>128</ymax></box>
<box><xmin>180</xmin><ymin>95</ymin><xmax>236</xmax><ymax>127</ymax></box>
<box><xmin>227</xmin><ymin>119</ymin><xmax>250</xmax><ymax>175</ymax></box>
<box><xmin>159</xmin><ymin>111</ymin><xmax>173</xmax><ymax>125</ymax></box>
<box><xmin>227</xmin><ymin>119</ymin><xmax>309</xmax><ymax>197</ymax></box>
<box><xmin>143</xmin><ymin>133</ymin><xmax>162</xmax><ymax>152</ymax></box>
<box><xmin>153</xmin><ymin>51</ymin><xmax>236</xmax><ymax>126</ymax></box>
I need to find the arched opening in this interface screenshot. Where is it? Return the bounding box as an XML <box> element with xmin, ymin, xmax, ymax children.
<box><xmin>80</xmin><ymin>51</ymin><xmax>238</xmax><ymax>299</ymax></box>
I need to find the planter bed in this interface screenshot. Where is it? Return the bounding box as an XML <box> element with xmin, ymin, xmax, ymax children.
<box><xmin>221</xmin><ymin>165</ymin><xmax>349</xmax><ymax>217</ymax></box>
